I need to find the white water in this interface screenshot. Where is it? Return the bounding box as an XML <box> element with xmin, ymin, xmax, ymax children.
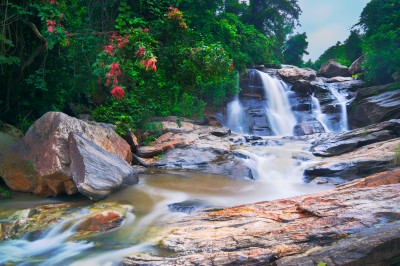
<box><xmin>311</xmin><ymin>95</ymin><xmax>330</xmax><ymax>132</ymax></box>
<box><xmin>257</xmin><ymin>70</ymin><xmax>297</xmax><ymax>136</ymax></box>
<box><xmin>226</xmin><ymin>94</ymin><xmax>248</xmax><ymax>134</ymax></box>
<box><xmin>0</xmin><ymin>71</ymin><xmax>348</xmax><ymax>265</ymax></box>
<box><xmin>0</xmin><ymin>215</ymin><xmax>94</xmax><ymax>265</ymax></box>
<box><xmin>325</xmin><ymin>83</ymin><xmax>349</xmax><ymax>131</ymax></box>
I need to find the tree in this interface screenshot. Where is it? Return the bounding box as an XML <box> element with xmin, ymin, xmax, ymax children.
<box><xmin>343</xmin><ymin>29</ymin><xmax>363</xmax><ymax>63</ymax></box>
<box><xmin>241</xmin><ymin>0</ymin><xmax>301</xmax><ymax>60</ymax></box>
<box><xmin>283</xmin><ymin>32</ymin><xmax>308</xmax><ymax>66</ymax></box>
<box><xmin>356</xmin><ymin>0</ymin><xmax>400</xmax><ymax>83</ymax></box>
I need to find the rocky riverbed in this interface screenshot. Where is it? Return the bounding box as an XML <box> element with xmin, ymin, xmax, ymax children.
<box><xmin>0</xmin><ymin>62</ymin><xmax>400</xmax><ymax>264</ymax></box>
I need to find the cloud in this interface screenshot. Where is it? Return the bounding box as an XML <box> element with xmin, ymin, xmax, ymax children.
<box><xmin>305</xmin><ymin>24</ymin><xmax>348</xmax><ymax>61</ymax></box>
<box><xmin>296</xmin><ymin>0</ymin><xmax>370</xmax><ymax>61</ymax></box>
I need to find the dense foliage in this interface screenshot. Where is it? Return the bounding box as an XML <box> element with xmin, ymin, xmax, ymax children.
<box><xmin>357</xmin><ymin>0</ymin><xmax>400</xmax><ymax>84</ymax></box>
<box><xmin>0</xmin><ymin>0</ymin><xmax>303</xmax><ymax>133</ymax></box>
<box><xmin>311</xmin><ymin>30</ymin><xmax>363</xmax><ymax>70</ymax></box>
<box><xmin>283</xmin><ymin>32</ymin><xmax>308</xmax><ymax>66</ymax></box>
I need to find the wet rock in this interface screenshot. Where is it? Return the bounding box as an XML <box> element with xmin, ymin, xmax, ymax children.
<box><xmin>311</xmin><ymin>119</ymin><xmax>400</xmax><ymax>157</ymax></box>
<box><xmin>0</xmin><ymin>112</ymin><xmax>132</xmax><ymax>197</ymax></box>
<box><xmin>248</xmin><ymin>109</ymin><xmax>271</xmax><ymax>136</ymax></box>
<box><xmin>0</xmin><ymin>200</ymin><xmax>134</xmax><ymax>241</ymax></box>
<box><xmin>123</xmin><ymin>172</ymin><xmax>400</xmax><ymax>265</ymax></box>
<box><xmin>206</xmin><ymin>154</ymin><xmax>254</xmax><ymax>179</ymax></box>
<box><xmin>151</xmin><ymin>147</ymin><xmax>218</xmax><ymax>168</ymax></box>
<box><xmin>136</xmin><ymin>138</ymin><xmax>188</xmax><ymax>158</ymax></box>
<box><xmin>68</xmin><ymin>133</ymin><xmax>138</xmax><ymax>200</ymax></box>
<box><xmin>131</xmin><ymin>153</ymin><xmax>149</xmax><ymax>167</ymax></box>
<box><xmin>168</xmin><ymin>199</ymin><xmax>209</xmax><ymax>213</ymax></box>
<box><xmin>209</xmin><ymin>126</ymin><xmax>231</xmax><ymax>137</ymax></box>
<box><xmin>77</xmin><ymin>211</ymin><xmax>124</xmax><ymax>235</ymax></box>
<box><xmin>318</xmin><ymin>59</ymin><xmax>351</xmax><ymax>78</ymax></box>
<box><xmin>121</xmin><ymin>129</ymin><xmax>139</xmax><ymax>153</ymax></box>
<box><xmin>293</xmin><ymin>119</ymin><xmax>326</xmax><ymax>136</ymax></box>
<box><xmin>160</xmin><ymin>120</ymin><xmax>199</xmax><ymax>134</ymax></box>
<box><xmin>306</xmin><ymin>138</ymin><xmax>400</xmax><ymax>182</ymax></box>
<box><xmin>349</xmin><ymin>54</ymin><xmax>365</xmax><ymax>76</ymax></box>
<box><xmin>277</xmin><ymin>67</ymin><xmax>317</xmax><ymax>83</ymax></box>
<box><xmin>202</xmin><ymin>113</ymin><xmax>222</xmax><ymax>127</ymax></box>
<box><xmin>348</xmin><ymin>86</ymin><xmax>400</xmax><ymax>128</ymax></box>
<box><xmin>239</xmin><ymin>70</ymin><xmax>265</xmax><ymax>98</ymax></box>
<box><xmin>291</xmin><ymin>79</ymin><xmax>312</xmax><ymax>94</ymax></box>
<box><xmin>275</xmin><ymin>221</ymin><xmax>400</xmax><ymax>266</ymax></box>
<box><xmin>325</xmin><ymin>76</ymin><xmax>354</xmax><ymax>83</ymax></box>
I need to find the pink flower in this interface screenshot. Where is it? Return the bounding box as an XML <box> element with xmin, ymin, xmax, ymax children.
<box><xmin>48</xmin><ymin>26</ymin><xmax>54</xmax><ymax>33</ymax></box>
<box><xmin>111</xmin><ymin>86</ymin><xmax>125</xmax><ymax>99</ymax></box>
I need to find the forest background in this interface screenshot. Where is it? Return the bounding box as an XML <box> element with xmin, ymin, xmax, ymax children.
<box><xmin>0</xmin><ymin>0</ymin><xmax>398</xmax><ymax>139</ymax></box>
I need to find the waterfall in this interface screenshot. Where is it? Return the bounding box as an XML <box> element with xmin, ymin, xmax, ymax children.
<box><xmin>226</xmin><ymin>94</ymin><xmax>248</xmax><ymax>134</ymax></box>
<box><xmin>311</xmin><ymin>95</ymin><xmax>330</xmax><ymax>132</ymax></box>
<box><xmin>325</xmin><ymin>83</ymin><xmax>349</xmax><ymax>131</ymax></box>
<box><xmin>257</xmin><ymin>70</ymin><xmax>297</xmax><ymax>136</ymax></box>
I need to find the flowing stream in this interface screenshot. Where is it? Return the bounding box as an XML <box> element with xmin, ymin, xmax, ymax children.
<box><xmin>0</xmin><ymin>140</ymin><xmax>333</xmax><ymax>265</ymax></box>
<box><xmin>0</xmin><ymin>71</ymin><xmax>348</xmax><ymax>265</ymax></box>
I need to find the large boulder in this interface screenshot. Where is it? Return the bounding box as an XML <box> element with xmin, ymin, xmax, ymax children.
<box><xmin>69</xmin><ymin>133</ymin><xmax>138</xmax><ymax>200</ymax></box>
<box><xmin>123</xmin><ymin>171</ymin><xmax>400</xmax><ymax>265</ymax></box>
<box><xmin>277</xmin><ymin>67</ymin><xmax>317</xmax><ymax>84</ymax></box>
<box><xmin>349</xmin><ymin>54</ymin><xmax>365</xmax><ymax>76</ymax></box>
<box><xmin>348</xmin><ymin>85</ymin><xmax>400</xmax><ymax>128</ymax></box>
<box><xmin>0</xmin><ymin>112</ymin><xmax>133</xmax><ymax>197</ymax></box>
<box><xmin>318</xmin><ymin>59</ymin><xmax>351</xmax><ymax>78</ymax></box>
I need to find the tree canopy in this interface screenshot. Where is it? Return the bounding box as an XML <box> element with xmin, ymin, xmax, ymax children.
<box><xmin>0</xmin><ymin>0</ymin><xmax>301</xmax><ymax>134</ymax></box>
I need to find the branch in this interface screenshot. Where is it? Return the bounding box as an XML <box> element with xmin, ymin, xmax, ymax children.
<box><xmin>27</xmin><ymin>21</ymin><xmax>46</xmax><ymax>42</ymax></box>
<box><xmin>20</xmin><ymin>43</ymin><xmax>46</xmax><ymax>71</ymax></box>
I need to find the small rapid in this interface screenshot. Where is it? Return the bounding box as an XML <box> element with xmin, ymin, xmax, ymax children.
<box><xmin>0</xmin><ymin>68</ymin><xmax>352</xmax><ymax>265</ymax></box>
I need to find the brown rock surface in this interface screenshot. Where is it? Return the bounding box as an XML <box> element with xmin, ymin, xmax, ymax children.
<box><xmin>306</xmin><ymin>138</ymin><xmax>400</xmax><ymax>182</ymax></box>
<box><xmin>349</xmin><ymin>54</ymin><xmax>365</xmax><ymax>76</ymax></box>
<box><xmin>277</xmin><ymin>67</ymin><xmax>317</xmax><ymax>84</ymax></box>
<box><xmin>0</xmin><ymin>112</ymin><xmax>132</xmax><ymax>197</ymax></box>
<box><xmin>123</xmin><ymin>172</ymin><xmax>400</xmax><ymax>265</ymax></box>
<box><xmin>0</xmin><ymin>200</ymin><xmax>134</xmax><ymax>241</ymax></box>
<box><xmin>318</xmin><ymin>60</ymin><xmax>351</xmax><ymax>78</ymax></box>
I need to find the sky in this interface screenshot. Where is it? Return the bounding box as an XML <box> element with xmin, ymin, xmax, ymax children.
<box><xmin>295</xmin><ymin>0</ymin><xmax>370</xmax><ymax>62</ymax></box>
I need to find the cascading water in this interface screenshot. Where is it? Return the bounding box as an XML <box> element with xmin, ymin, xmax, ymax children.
<box><xmin>311</xmin><ymin>94</ymin><xmax>330</xmax><ymax>132</ymax></box>
<box><xmin>325</xmin><ymin>83</ymin><xmax>349</xmax><ymax>131</ymax></box>
<box><xmin>257</xmin><ymin>70</ymin><xmax>297</xmax><ymax>136</ymax></box>
<box><xmin>226</xmin><ymin>94</ymin><xmax>248</xmax><ymax>134</ymax></box>
<box><xmin>0</xmin><ymin>68</ymin><xmax>352</xmax><ymax>265</ymax></box>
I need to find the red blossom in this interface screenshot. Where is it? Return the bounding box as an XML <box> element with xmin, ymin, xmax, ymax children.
<box><xmin>48</xmin><ymin>26</ymin><xmax>54</xmax><ymax>33</ymax></box>
<box><xmin>111</xmin><ymin>86</ymin><xmax>125</xmax><ymax>99</ymax></box>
